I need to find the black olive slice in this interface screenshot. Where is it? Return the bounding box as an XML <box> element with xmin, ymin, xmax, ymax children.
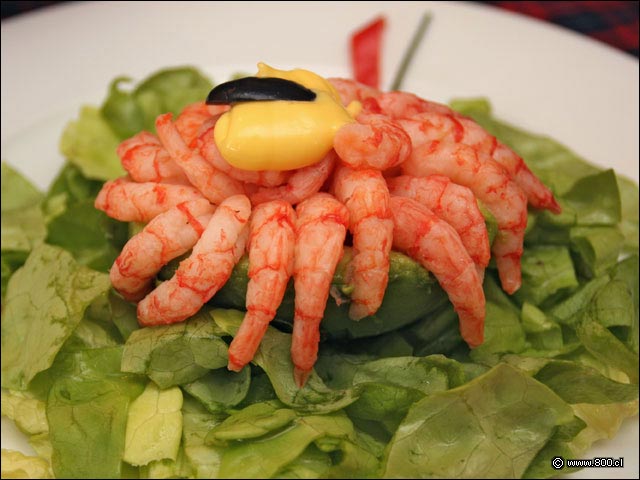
<box><xmin>206</xmin><ymin>77</ymin><xmax>316</xmax><ymax>105</ymax></box>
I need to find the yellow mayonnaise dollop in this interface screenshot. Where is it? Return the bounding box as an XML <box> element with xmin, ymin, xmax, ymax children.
<box><xmin>213</xmin><ymin>63</ymin><xmax>361</xmax><ymax>171</ymax></box>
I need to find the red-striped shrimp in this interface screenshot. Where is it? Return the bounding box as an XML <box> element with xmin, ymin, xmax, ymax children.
<box><xmin>333</xmin><ymin>113</ymin><xmax>412</xmax><ymax>170</ymax></box>
<box><xmin>174</xmin><ymin>101</ymin><xmax>227</xmax><ymax>148</ymax></box>
<box><xmin>400</xmin><ymin>112</ymin><xmax>561</xmax><ymax>212</ymax></box>
<box><xmin>155</xmin><ymin>113</ymin><xmax>245</xmax><ymax>204</ymax></box>
<box><xmin>249</xmin><ymin>151</ymin><xmax>337</xmax><ymax>205</ymax></box>
<box><xmin>390</xmin><ymin>196</ymin><xmax>485</xmax><ymax>347</ymax></box>
<box><xmin>387</xmin><ymin>175</ymin><xmax>490</xmax><ymax>269</ymax></box>
<box><xmin>402</xmin><ymin>141</ymin><xmax>527</xmax><ymax>294</ymax></box>
<box><xmin>198</xmin><ymin>122</ymin><xmax>291</xmax><ymax>187</ymax></box>
<box><xmin>137</xmin><ymin>194</ymin><xmax>251</xmax><ymax>326</ymax></box>
<box><xmin>328</xmin><ymin>77</ymin><xmax>380</xmax><ymax>106</ymax></box>
<box><xmin>227</xmin><ymin>201</ymin><xmax>296</xmax><ymax>372</ymax></box>
<box><xmin>117</xmin><ymin>131</ymin><xmax>189</xmax><ymax>185</ymax></box>
<box><xmin>94</xmin><ymin>176</ymin><xmax>205</xmax><ymax>222</ymax></box>
<box><xmin>376</xmin><ymin>91</ymin><xmax>454</xmax><ymax>119</ymax></box>
<box><xmin>332</xmin><ymin>165</ymin><xmax>393</xmax><ymax>320</ymax></box>
<box><xmin>110</xmin><ymin>199</ymin><xmax>215</xmax><ymax>301</ymax></box>
<box><xmin>291</xmin><ymin>193</ymin><xmax>349</xmax><ymax>386</ymax></box>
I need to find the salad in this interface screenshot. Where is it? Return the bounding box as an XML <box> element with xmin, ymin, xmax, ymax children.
<box><xmin>1</xmin><ymin>63</ymin><xmax>638</xmax><ymax>479</ymax></box>
<box><xmin>1</xmin><ymin>15</ymin><xmax>639</xmax><ymax>479</ymax></box>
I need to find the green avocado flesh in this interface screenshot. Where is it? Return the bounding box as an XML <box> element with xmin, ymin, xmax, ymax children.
<box><xmin>158</xmin><ymin>248</ymin><xmax>448</xmax><ymax>339</ymax></box>
<box><xmin>157</xmin><ymin>210</ymin><xmax>498</xmax><ymax>340</ymax></box>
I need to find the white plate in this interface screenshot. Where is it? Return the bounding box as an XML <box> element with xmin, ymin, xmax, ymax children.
<box><xmin>1</xmin><ymin>1</ymin><xmax>638</xmax><ymax>478</ymax></box>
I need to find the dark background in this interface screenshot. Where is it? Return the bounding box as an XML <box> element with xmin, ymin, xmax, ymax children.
<box><xmin>2</xmin><ymin>1</ymin><xmax>638</xmax><ymax>57</ymax></box>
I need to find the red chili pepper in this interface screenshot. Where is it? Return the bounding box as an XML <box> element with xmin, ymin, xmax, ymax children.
<box><xmin>351</xmin><ymin>16</ymin><xmax>386</xmax><ymax>89</ymax></box>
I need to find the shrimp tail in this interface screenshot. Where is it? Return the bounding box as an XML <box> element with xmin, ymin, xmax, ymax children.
<box><xmin>227</xmin><ymin>201</ymin><xmax>296</xmax><ymax>371</ymax></box>
<box><xmin>390</xmin><ymin>195</ymin><xmax>485</xmax><ymax>347</ymax></box>
<box><xmin>291</xmin><ymin>193</ymin><xmax>349</xmax><ymax>385</ymax></box>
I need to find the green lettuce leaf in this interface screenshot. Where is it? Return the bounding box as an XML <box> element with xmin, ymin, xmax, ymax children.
<box><xmin>338</xmin><ymin>355</ymin><xmax>464</xmax><ymax>428</ymax></box>
<box><xmin>39</xmin><ymin>345</ymin><xmax>144</xmax><ymax>479</ymax></box>
<box><xmin>215</xmin><ymin>411</ymin><xmax>355</xmax><ymax>479</ymax></box>
<box><xmin>534</xmin><ymin>361</ymin><xmax>638</xmax><ymax>404</ymax></box>
<box><xmin>182</xmin><ymin>367</ymin><xmax>251</xmax><ymax>413</ymax></box>
<box><xmin>212</xmin><ymin>309</ymin><xmax>358</xmax><ymax>414</ymax></box>
<box><xmin>1</xmin><ymin>205</ymin><xmax>46</xmax><ymax>257</ymax></box>
<box><xmin>469</xmin><ymin>301</ymin><xmax>527</xmax><ymax>364</ymax></box>
<box><xmin>45</xmin><ymin>199</ymin><xmax>128</xmax><ymax>272</ymax></box>
<box><xmin>64</xmin><ymin>298</ymin><xmax>125</xmax><ymax>351</ymax></box>
<box><xmin>570</xmin><ymin>226</ymin><xmax>624</xmax><ymax>278</ymax></box>
<box><xmin>575</xmin><ymin>319</ymin><xmax>638</xmax><ymax>384</ymax></box>
<box><xmin>587</xmin><ymin>278</ymin><xmax>634</xmax><ymax>329</ymax></box>
<box><xmin>138</xmin><ymin>449</ymin><xmax>191</xmax><ymax>479</ymax></box>
<box><xmin>236</xmin><ymin>371</ymin><xmax>278</xmax><ymax>408</ymax></box>
<box><xmin>617</xmin><ymin>175</ymin><xmax>639</xmax><ymax>253</ymax></box>
<box><xmin>570</xmin><ymin>401</ymin><xmax>639</xmax><ymax>454</ymax></box>
<box><xmin>1</xmin><ymin>449</ymin><xmax>53</xmax><ymax>479</ymax></box>
<box><xmin>382</xmin><ymin>364</ymin><xmax>575</xmax><ymax>478</ymax></box>
<box><xmin>42</xmin><ymin>163</ymin><xmax>104</xmax><ymax>220</ymax></box>
<box><xmin>514</xmin><ymin>245</ymin><xmax>578</xmax><ymax>306</ymax></box>
<box><xmin>121</xmin><ymin>311</ymin><xmax>228</xmax><ymax>388</ymax></box>
<box><xmin>1</xmin><ymin>162</ymin><xmax>44</xmax><ymax>211</ymax></box>
<box><xmin>205</xmin><ymin>401</ymin><xmax>297</xmax><ymax>445</ymax></box>
<box><xmin>28</xmin><ymin>345</ymin><xmax>131</xmax><ymax>399</ymax></box>
<box><xmin>548</xmin><ymin>275</ymin><xmax>610</xmax><ymax>325</ymax></box>
<box><xmin>400</xmin><ymin>306</ymin><xmax>463</xmax><ymax>357</ymax></box>
<box><xmin>107</xmin><ymin>290</ymin><xmax>141</xmax><ymax>341</ymax></box>
<box><xmin>28</xmin><ymin>432</ymin><xmax>53</xmax><ymax>466</ymax></box>
<box><xmin>181</xmin><ymin>397</ymin><xmax>225</xmax><ymax>479</ymax></box>
<box><xmin>1</xmin><ymin>244</ymin><xmax>111</xmax><ymax>390</ymax></box>
<box><xmin>315</xmin><ymin>430</ymin><xmax>384</xmax><ymax>478</ymax></box>
<box><xmin>101</xmin><ymin>67</ymin><xmax>214</xmax><ymax>139</ymax></box>
<box><xmin>563</xmin><ymin>170</ymin><xmax>621</xmax><ymax>226</ymax></box>
<box><xmin>1</xmin><ymin>163</ymin><xmax>46</xmax><ymax>296</ymax></box>
<box><xmin>274</xmin><ymin>444</ymin><xmax>332</xmax><ymax>479</ymax></box>
<box><xmin>522</xmin><ymin>416</ymin><xmax>586</xmax><ymax>478</ymax></box>
<box><xmin>610</xmin><ymin>255</ymin><xmax>639</xmax><ymax>353</ymax></box>
<box><xmin>521</xmin><ymin>302</ymin><xmax>564</xmax><ymax>352</ymax></box>
<box><xmin>123</xmin><ymin>382</ymin><xmax>183</xmax><ymax>466</ymax></box>
<box><xmin>47</xmin><ymin>376</ymin><xmax>142</xmax><ymax>478</ymax></box>
<box><xmin>60</xmin><ymin>106</ymin><xmax>123</xmax><ymax>180</ymax></box>
<box><xmin>1</xmin><ymin>390</ymin><xmax>48</xmax><ymax>436</ymax></box>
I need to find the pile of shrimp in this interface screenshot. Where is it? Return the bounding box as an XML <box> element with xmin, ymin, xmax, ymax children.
<box><xmin>96</xmin><ymin>78</ymin><xmax>560</xmax><ymax>386</ymax></box>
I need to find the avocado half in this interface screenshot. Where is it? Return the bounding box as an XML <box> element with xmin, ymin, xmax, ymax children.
<box><xmin>157</xmin><ymin>205</ymin><xmax>497</xmax><ymax>340</ymax></box>
<box><xmin>159</xmin><ymin>248</ymin><xmax>445</xmax><ymax>340</ymax></box>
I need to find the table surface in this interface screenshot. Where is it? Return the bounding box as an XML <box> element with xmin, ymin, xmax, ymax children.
<box><xmin>1</xmin><ymin>1</ymin><xmax>639</xmax><ymax>58</ymax></box>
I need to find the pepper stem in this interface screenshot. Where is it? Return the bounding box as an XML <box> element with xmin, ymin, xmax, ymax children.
<box><xmin>389</xmin><ymin>12</ymin><xmax>432</xmax><ymax>91</ymax></box>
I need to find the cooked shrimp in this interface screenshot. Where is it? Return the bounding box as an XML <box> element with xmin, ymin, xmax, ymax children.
<box><xmin>198</xmin><ymin>122</ymin><xmax>291</xmax><ymax>187</ymax></box>
<box><xmin>94</xmin><ymin>176</ymin><xmax>204</xmax><ymax>222</ymax></box>
<box><xmin>390</xmin><ymin>196</ymin><xmax>485</xmax><ymax>347</ymax></box>
<box><xmin>332</xmin><ymin>165</ymin><xmax>393</xmax><ymax>320</ymax></box>
<box><xmin>249</xmin><ymin>151</ymin><xmax>337</xmax><ymax>205</ymax></box>
<box><xmin>117</xmin><ymin>131</ymin><xmax>190</xmax><ymax>184</ymax></box>
<box><xmin>227</xmin><ymin>201</ymin><xmax>296</xmax><ymax>372</ymax></box>
<box><xmin>110</xmin><ymin>199</ymin><xmax>215</xmax><ymax>301</ymax></box>
<box><xmin>291</xmin><ymin>193</ymin><xmax>349</xmax><ymax>386</ymax></box>
<box><xmin>155</xmin><ymin>113</ymin><xmax>245</xmax><ymax>204</ymax></box>
<box><xmin>376</xmin><ymin>91</ymin><xmax>454</xmax><ymax>119</ymax></box>
<box><xmin>174</xmin><ymin>101</ymin><xmax>217</xmax><ymax>148</ymax></box>
<box><xmin>387</xmin><ymin>175</ymin><xmax>490</xmax><ymax>269</ymax></box>
<box><xmin>137</xmin><ymin>195</ymin><xmax>251</xmax><ymax>326</ymax></box>
<box><xmin>401</xmin><ymin>112</ymin><xmax>561</xmax><ymax>212</ymax></box>
<box><xmin>328</xmin><ymin>77</ymin><xmax>380</xmax><ymax>106</ymax></box>
<box><xmin>402</xmin><ymin>141</ymin><xmax>527</xmax><ymax>293</ymax></box>
<box><xmin>333</xmin><ymin>113</ymin><xmax>412</xmax><ymax>170</ymax></box>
